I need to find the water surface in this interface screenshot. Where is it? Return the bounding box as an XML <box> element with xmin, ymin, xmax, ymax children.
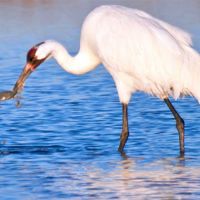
<box><xmin>0</xmin><ymin>1</ymin><xmax>200</xmax><ymax>199</ymax></box>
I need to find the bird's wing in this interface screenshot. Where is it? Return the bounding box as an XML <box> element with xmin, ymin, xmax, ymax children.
<box><xmin>135</xmin><ymin>10</ymin><xmax>192</xmax><ymax>46</ymax></box>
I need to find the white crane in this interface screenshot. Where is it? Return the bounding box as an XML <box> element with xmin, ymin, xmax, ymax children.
<box><xmin>15</xmin><ymin>5</ymin><xmax>200</xmax><ymax>156</ymax></box>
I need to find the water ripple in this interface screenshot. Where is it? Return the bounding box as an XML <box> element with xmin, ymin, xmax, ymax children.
<box><xmin>0</xmin><ymin>0</ymin><xmax>200</xmax><ymax>199</ymax></box>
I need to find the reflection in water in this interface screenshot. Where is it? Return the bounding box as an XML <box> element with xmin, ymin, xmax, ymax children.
<box><xmin>27</xmin><ymin>154</ymin><xmax>197</xmax><ymax>199</ymax></box>
<box><xmin>69</xmin><ymin>156</ymin><xmax>199</xmax><ymax>199</ymax></box>
<box><xmin>1</xmin><ymin>144</ymin><xmax>198</xmax><ymax>199</ymax></box>
<box><xmin>0</xmin><ymin>0</ymin><xmax>200</xmax><ymax>199</ymax></box>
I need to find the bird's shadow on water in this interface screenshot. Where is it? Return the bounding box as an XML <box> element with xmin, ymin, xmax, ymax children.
<box><xmin>0</xmin><ymin>141</ymin><xmax>196</xmax><ymax>171</ymax></box>
<box><xmin>0</xmin><ymin>142</ymin><xmax>187</xmax><ymax>163</ymax></box>
<box><xmin>0</xmin><ymin>144</ymin><xmax>66</xmax><ymax>155</ymax></box>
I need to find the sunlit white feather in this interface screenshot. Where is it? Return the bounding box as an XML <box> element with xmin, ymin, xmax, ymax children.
<box><xmin>34</xmin><ymin>5</ymin><xmax>200</xmax><ymax>104</ymax></box>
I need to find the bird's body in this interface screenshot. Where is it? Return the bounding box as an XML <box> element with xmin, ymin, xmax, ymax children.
<box><xmin>42</xmin><ymin>5</ymin><xmax>200</xmax><ymax>104</ymax></box>
<box><xmin>16</xmin><ymin>5</ymin><xmax>200</xmax><ymax>156</ymax></box>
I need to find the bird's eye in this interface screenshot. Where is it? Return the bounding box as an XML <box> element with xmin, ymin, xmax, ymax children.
<box><xmin>27</xmin><ymin>56</ymin><xmax>35</xmax><ymax>63</ymax></box>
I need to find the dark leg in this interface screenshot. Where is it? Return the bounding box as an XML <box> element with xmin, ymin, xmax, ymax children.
<box><xmin>118</xmin><ymin>103</ymin><xmax>129</xmax><ymax>153</ymax></box>
<box><xmin>164</xmin><ymin>98</ymin><xmax>185</xmax><ymax>156</ymax></box>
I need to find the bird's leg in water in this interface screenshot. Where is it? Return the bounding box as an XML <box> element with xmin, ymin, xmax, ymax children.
<box><xmin>118</xmin><ymin>103</ymin><xmax>129</xmax><ymax>152</ymax></box>
<box><xmin>164</xmin><ymin>98</ymin><xmax>185</xmax><ymax>157</ymax></box>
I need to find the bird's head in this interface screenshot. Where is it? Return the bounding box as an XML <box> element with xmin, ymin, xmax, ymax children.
<box><xmin>26</xmin><ymin>41</ymin><xmax>52</xmax><ymax>70</ymax></box>
<box><xmin>13</xmin><ymin>41</ymin><xmax>53</xmax><ymax>92</ymax></box>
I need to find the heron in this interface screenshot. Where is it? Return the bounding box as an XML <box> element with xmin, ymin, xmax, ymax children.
<box><xmin>13</xmin><ymin>5</ymin><xmax>200</xmax><ymax>156</ymax></box>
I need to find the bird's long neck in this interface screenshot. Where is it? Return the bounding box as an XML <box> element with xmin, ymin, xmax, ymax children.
<box><xmin>51</xmin><ymin>42</ymin><xmax>100</xmax><ymax>75</ymax></box>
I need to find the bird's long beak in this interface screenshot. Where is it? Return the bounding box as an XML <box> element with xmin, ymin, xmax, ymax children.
<box><xmin>12</xmin><ymin>55</ymin><xmax>47</xmax><ymax>95</ymax></box>
<box><xmin>12</xmin><ymin>63</ymin><xmax>33</xmax><ymax>94</ymax></box>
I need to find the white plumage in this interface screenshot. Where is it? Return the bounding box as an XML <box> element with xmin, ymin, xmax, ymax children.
<box><xmin>83</xmin><ymin>5</ymin><xmax>199</xmax><ymax>103</ymax></box>
<box><xmin>35</xmin><ymin>5</ymin><xmax>200</xmax><ymax>104</ymax></box>
<box><xmin>21</xmin><ymin>5</ymin><xmax>200</xmax><ymax>154</ymax></box>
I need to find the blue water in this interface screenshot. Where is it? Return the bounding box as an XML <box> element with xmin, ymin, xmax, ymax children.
<box><xmin>1</xmin><ymin>1</ymin><xmax>200</xmax><ymax>199</ymax></box>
